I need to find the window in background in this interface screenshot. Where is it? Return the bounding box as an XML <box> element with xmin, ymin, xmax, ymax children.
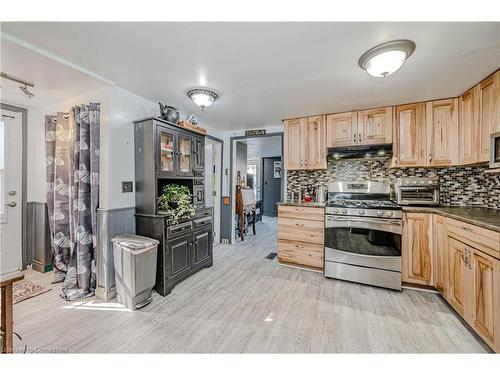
<box><xmin>247</xmin><ymin>164</ymin><xmax>256</xmax><ymax>198</ymax></box>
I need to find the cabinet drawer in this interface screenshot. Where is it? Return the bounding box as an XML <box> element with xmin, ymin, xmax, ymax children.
<box><xmin>193</xmin><ymin>216</ymin><xmax>212</xmax><ymax>228</ymax></box>
<box><xmin>278</xmin><ymin>205</ymin><xmax>324</xmax><ymax>221</ymax></box>
<box><xmin>277</xmin><ymin>217</ymin><xmax>324</xmax><ymax>245</ymax></box>
<box><xmin>167</xmin><ymin>221</ymin><xmax>192</xmax><ymax>237</ymax></box>
<box><xmin>277</xmin><ymin>240</ymin><xmax>324</xmax><ymax>269</ymax></box>
<box><xmin>446</xmin><ymin>218</ymin><xmax>500</xmax><ymax>259</ymax></box>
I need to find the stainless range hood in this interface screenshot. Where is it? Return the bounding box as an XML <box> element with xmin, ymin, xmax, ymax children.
<box><xmin>328</xmin><ymin>144</ymin><xmax>393</xmax><ymax>160</ymax></box>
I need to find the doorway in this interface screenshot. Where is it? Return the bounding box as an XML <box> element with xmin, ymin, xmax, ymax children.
<box><xmin>262</xmin><ymin>156</ymin><xmax>282</xmax><ymax>217</ymax></box>
<box><xmin>204</xmin><ymin>136</ymin><xmax>223</xmax><ymax>243</ymax></box>
<box><xmin>0</xmin><ymin>105</ymin><xmax>27</xmax><ymax>276</ymax></box>
<box><xmin>229</xmin><ymin>133</ymin><xmax>283</xmax><ymax>243</ymax></box>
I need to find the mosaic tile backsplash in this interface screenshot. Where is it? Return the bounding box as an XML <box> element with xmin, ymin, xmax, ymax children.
<box><xmin>286</xmin><ymin>157</ymin><xmax>500</xmax><ymax>209</ymax></box>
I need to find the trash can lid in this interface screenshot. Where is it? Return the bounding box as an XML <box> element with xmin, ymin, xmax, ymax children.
<box><xmin>112</xmin><ymin>234</ymin><xmax>159</xmax><ymax>250</ymax></box>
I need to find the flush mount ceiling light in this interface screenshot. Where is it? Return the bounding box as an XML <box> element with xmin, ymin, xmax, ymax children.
<box><xmin>187</xmin><ymin>88</ymin><xmax>218</xmax><ymax>110</ymax></box>
<box><xmin>358</xmin><ymin>40</ymin><xmax>416</xmax><ymax>78</ymax></box>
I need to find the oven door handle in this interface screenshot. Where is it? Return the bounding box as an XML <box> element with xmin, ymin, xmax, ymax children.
<box><xmin>325</xmin><ymin>216</ymin><xmax>402</xmax><ymax>234</ymax></box>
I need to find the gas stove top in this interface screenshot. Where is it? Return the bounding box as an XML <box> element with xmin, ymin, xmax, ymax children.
<box><xmin>327</xmin><ymin>199</ymin><xmax>402</xmax><ymax>210</ymax></box>
<box><xmin>325</xmin><ymin>181</ymin><xmax>403</xmax><ymax>219</ymax></box>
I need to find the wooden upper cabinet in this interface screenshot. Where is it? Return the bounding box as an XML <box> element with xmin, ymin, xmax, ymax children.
<box><xmin>394</xmin><ymin>103</ymin><xmax>426</xmax><ymax>167</ymax></box>
<box><xmin>283</xmin><ymin>116</ymin><xmax>326</xmax><ymax>171</ymax></box>
<box><xmin>283</xmin><ymin>118</ymin><xmax>307</xmax><ymax>170</ymax></box>
<box><xmin>459</xmin><ymin>88</ymin><xmax>478</xmax><ymax>165</ymax></box>
<box><xmin>478</xmin><ymin>72</ymin><xmax>500</xmax><ymax>161</ymax></box>
<box><xmin>306</xmin><ymin>115</ymin><xmax>327</xmax><ymax>170</ymax></box>
<box><xmin>358</xmin><ymin>107</ymin><xmax>393</xmax><ymax>145</ymax></box>
<box><xmin>426</xmin><ymin>98</ymin><xmax>459</xmax><ymax>166</ymax></box>
<box><xmin>494</xmin><ymin>71</ymin><xmax>500</xmax><ymax>133</ymax></box>
<box><xmin>326</xmin><ymin>112</ymin><xmax>357</xmax><ymax>147</ymax></box>
<box><xmin>402</xmin><ymin>212</ymin><xmax>433</xmax><ymax>286</ymax></box>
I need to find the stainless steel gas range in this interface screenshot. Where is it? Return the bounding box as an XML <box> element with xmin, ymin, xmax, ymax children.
<box><xmin>324</xmin><ymin>181</ymin><xmax>403</xmax><ymax>290</ymax></box>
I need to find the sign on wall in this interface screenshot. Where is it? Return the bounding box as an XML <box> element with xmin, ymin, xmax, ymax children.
<box><xmin>245</xmin><ymin>129</ymin><xmax>266</xmax><ymax>136</ymax></box>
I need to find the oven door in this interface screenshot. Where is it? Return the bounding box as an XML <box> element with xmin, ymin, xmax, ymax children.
<box><xmin>325</xmin><ymin>215</ymin><xmax>402</xmax><ymax>272</ymax></box>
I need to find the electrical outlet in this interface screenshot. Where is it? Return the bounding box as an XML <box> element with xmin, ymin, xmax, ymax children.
<box><xmin>122</xmin><ymin>181</ymin><xmax>133</xmax><ymax>193</ymax></box>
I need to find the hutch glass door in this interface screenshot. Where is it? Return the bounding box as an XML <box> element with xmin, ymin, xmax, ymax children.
<box><xmin>159</xmin><ymin>129</ymin><xmax>175</xmax><ymax>174</ymax></box>
<box><xmin>178</xmin><ymin>134</ymin><xmax>192</xmax><ymax>175</ymax></box>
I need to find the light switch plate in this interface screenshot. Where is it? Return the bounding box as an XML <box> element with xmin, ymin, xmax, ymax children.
<box><xmin>122</xmin><ymin>181</ymin><xmax>133</xmax><ymax>193</ymax></box>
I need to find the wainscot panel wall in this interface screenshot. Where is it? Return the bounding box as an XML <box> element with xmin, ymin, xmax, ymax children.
<box><xmin>286</xmin><ymin>157</ymin><xmax>500</xmax><ymax>209</ymax></box>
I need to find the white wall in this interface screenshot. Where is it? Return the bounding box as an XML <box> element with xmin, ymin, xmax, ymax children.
<box><xmin>23</xmin><ymin>84</ymin><xmax>230</xmax><ymax>211</ymax></box>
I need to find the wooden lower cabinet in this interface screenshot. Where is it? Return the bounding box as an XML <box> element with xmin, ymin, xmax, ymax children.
<box><xmin>277</xmin><ymin>240</ymin><xmax>323</xmax><ymax>269</ymax></box>
<box><xmin>447</xmin><ymin>237</ymin><xmax>469</xmax><ymax>317</ymax></box>
<box><xmin>404</xmin><ymin>212</ymin><xmax>500</xmax><ymax>352</ymax></box>
<box><xmin>277</xmin><ymin>205</ymin><xmax>324</xmax><ymax>271</ymax></box>
<box><xmin>470</xmin><ymin>249</ymin><xmax>499</xmax><ymax>349</ymax></box>
<box><xmin>445</xmin><ymin>224</ymin><xmax>500</xmax><ymax>353</ymax></box>
<box><xmin>402</xmin><ymin>212</ymin><xmax>433</xmax><ymax>285</ymax></box>
<box><xmin>433</xmin><ymin>215</ymin><xmax>449</xmax><ymax>296</ymax></box>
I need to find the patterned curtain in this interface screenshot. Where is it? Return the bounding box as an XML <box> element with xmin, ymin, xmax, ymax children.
<box><xmin>45</xmin><ymin>103</ymin><xmax>100</xmax><ymax>300</ymax></box>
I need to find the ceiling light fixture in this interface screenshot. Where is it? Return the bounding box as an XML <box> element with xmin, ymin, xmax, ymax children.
<box><xmin>1</xmin><ymin>71</ymin><xmax>35</xmax><ymax>98</ymax></box>
<box><xmin>187</xmin><ymin>88</ymin><xmax>218</xmax><ymax>110</ymax></box>
<box><xmin>358</xmin><ymin>40</ymin><xmax>416</xmax><ymax>78</ymax></box>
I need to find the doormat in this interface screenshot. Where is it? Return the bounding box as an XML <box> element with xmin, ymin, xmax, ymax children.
<box><xmin>265</xmin><ymin>252</ymin><xmax>277</xmax><ymax>260</ymax></box>
<box><xmin>13</xmin><ymin>280</ymin><xmax>51</xmax><ymax>304</ymax></box>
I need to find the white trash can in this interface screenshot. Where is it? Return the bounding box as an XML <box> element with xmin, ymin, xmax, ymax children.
<box><xmin>112</xmin><ymin>234</ymin><xmax>159</xmax><ymax>311</ymax></box>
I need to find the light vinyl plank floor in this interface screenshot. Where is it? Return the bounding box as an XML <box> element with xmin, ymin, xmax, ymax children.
<box><xmin>13</xmin><ymin>217</ymin><xmax>490</xmax><ymax>353</ymax></box>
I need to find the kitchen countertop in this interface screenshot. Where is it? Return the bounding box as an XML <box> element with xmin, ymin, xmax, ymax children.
<box><xmin>277</xmin><ymin>201</ymin><xmax>326</xmax><ymax>208</ymax></box>
<box><xmin>402</xmin><ymin>206</ymin><xmax>500</xmax><ymax>233</ymax></box>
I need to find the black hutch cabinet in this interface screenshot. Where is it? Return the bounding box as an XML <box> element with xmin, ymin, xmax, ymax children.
<box><xmin>133</xmin><ymin>117</ymin><xmax>213</xmax><ymax>296</ymax></box>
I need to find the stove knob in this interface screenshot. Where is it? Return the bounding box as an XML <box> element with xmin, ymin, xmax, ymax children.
<box><xmin>385</xmin><ymin>211</ymin><xmax>393</xmax><ymax>217</ymax></box>
<box><xmin>376</xmin><ymin>211</ymin><xmax>383</xmax><ymax>217</ymax></box>
<box><xmin>358</xmin><ymin>209</ymin><xmax>365</xmax><ymax>215</ymax></box>
<box><xmin>341</xmin><ymin>209</ymin><xmax>348</xmax><ymax>215</ymax></box>
<box><xmin>333</xmin><ymin>209</ymin><xmax>339</xmax><ymax>214</ymax></box>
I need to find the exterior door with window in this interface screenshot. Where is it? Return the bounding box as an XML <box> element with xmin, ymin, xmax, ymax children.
<box><xmin>0</xmin><ymin>109</ymin><xmax>23</xmax><ymax>276</ymax></box>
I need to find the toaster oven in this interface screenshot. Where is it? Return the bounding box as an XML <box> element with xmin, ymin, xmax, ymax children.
<box><xmin>394</xmin><ymin>178</ymin><xmax>440</xmax><ymax>206</ymax></box>
<box><xmin>491</xmin><ymin>131</ymin><xmax>500</xmax><ymax>169</ymax></box>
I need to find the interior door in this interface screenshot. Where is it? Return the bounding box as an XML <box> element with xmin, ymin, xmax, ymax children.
<box><xmin>0</xmin><ymin>109</ymin><xmax>23</xmax><ymax>276</ymax></box>
<box><xmin>262</xmin><ymin>157</ymin><xmax>281</xmax><ymax>217</ymax></box>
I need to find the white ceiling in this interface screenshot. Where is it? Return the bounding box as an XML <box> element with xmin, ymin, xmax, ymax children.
<box><xmin>242</xmin><ymin>136</ymin><xmax>282</xmax><ymax>159</ymax></box>
<box><xmin>2</xmin><ymin>22</ymin><xmax>499</xmax><ymax>130</ymax></box>
<box><xmin>0</xmin><ymin>37</ymin><xmax>109</xmax><ymax>109</ymax></box>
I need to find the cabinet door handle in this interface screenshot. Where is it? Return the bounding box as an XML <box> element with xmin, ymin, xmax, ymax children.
<box><xmin>353</xmin><ymin>134</ymin><xmax>357</xmax><ymax>143</ymax></box>
<box><xmin>429</xmin><ymin>153</ymin><xmax>432</xmax><ymax>163</ymax></box>
<box><xmin>467</xmin><ymin>250</ymin><xmax>472</xmax><ymax>269</ymax></box>
<box><xmin>358</xmin><ymin>133</ymin><xmax>362</xmax><ymax>142</ymax></box>
<box><xmin>295</xmin><ymin>245</ymin><xmax>304</xmax><ymax>248</ymax></box>
<box><xmin>461</xmin><ymin>226</ymin><xmax>472</xmax><ymax>232</ymax></box>
<box><xmin>295</xmin><ymin>223</ymin><xmax>304</xmax><ymax>227</ymax></box>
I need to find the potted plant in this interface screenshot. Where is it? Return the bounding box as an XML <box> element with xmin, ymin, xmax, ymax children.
<box><xmin>157</xmin><ymin>184</ymin><xmax>196</xmax><ymax>225</ymax></box>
